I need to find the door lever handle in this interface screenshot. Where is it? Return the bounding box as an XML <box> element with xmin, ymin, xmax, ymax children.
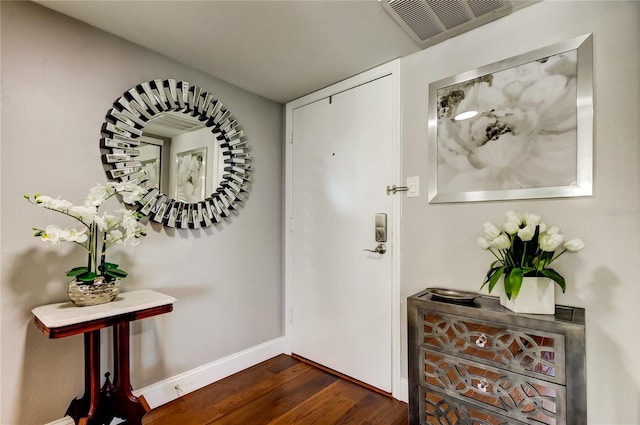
<box><xmin>363</xmin><ymin>244</ymin><xmax>386</xmax><ymax>254</ymax></box>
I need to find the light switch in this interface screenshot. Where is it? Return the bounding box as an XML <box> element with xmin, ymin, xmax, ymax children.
<box><xmin>407</xmin><ymin>176</ymin><xmax>420</xmax><ymax>198</ymax></box>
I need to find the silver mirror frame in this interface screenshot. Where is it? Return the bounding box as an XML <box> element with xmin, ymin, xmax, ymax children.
<box><xmin>101</xmin><ymin>79</ymin><xmax>250</xmax><ymax>228</ymax></box>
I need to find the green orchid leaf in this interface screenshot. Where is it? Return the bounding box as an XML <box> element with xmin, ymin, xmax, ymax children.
<box><xmin>104</xmin><ymin>262</ymin><xmax>120</xmax><ymax>269</ymax></box>
<box><xmin>105</xmin><ymin>268</ymin><xmax>128</xmax><ymax>279</ymax></box>
<box><xmin>541</xmin><ymin>268</ymin><xmax>566</xmax><ymax>292</ymax></box>
<box><xmin>66</xmin><ymin>267</ymin><xmax>89</xmax><ymax>277</ymax></box>
<box><xmin>77</xmin><ymin>271</ymin><xmax>97</xmax><ymax>282</ymax></box>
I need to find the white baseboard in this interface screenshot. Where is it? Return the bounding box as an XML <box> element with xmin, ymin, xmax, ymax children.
<box><xmin>45</xmin><ymin>337</ymin><xmax>286</xmax><ymax>425</ymax></box>
<box><xmin>396</xmin><ymin>377</ymin><xmax>409</xmax><ymax>403</ymax></box>
<box><xmin>44</xmin><ymin>417</ymin><xmax>75</xmax><ymax>425</ymax></box>
<box><xmin>134</xmin><ymin>336</ymin><xmax>286</xmax><ymax>408</ymax></box>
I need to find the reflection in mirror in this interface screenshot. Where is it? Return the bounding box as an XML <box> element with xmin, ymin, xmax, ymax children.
<box><xmin>100</xmin><ymin>79</ymin><xmax>250</xmax><ymax>229</ymax></box>
<box><xmin>141</xmin><ymin>112</ymin><xmax>225</xmax><ymax>203</ymax></box>
<box><xmin>138</xmin><ymin>137</ymin><xmax>163</xmax><ymax>191</ymax></box>
<box><xmin>175</xmin><ymin>146</ymin><xmax>206</xmax><ymax>203</ymax></box>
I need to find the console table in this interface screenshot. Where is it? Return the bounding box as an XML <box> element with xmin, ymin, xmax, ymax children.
<box><xmin>408</xmin><ymin>289</ymin><xmax>586</xmax><ymax>425</ymax></box>
<box><xmin>32</xmin><ymin>289</ymin><xmax>176</xmax><ymax>425</ymax></box>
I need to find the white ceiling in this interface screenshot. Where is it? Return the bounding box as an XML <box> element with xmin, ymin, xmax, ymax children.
<box><xmin>34</xmin><ymin>0</ymin><xmax>525</xmax><ymax>104</ymax></box>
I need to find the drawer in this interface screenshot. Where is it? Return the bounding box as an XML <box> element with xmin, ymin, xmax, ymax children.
<box><xmin>419</xmin><ymin>387</ymin><xmax>528</xmax><ymax>425</ymax></box>
<box><xmin>419</xmin><ymin>309</ymin><xmax>565</xmax><ymax>384</ymax></box>
<box><xmin>421</xmin><ymin>349</ymin><xmax>565</xmax><ymax>425</ymax></box>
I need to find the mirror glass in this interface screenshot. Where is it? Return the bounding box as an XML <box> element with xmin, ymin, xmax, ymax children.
<box><xmin>100</xmin><ymin>79</ymin><xmax>250</xmax><ymax>228</ymax></box>
<box><xmin>140</xmin><ymin>111</ymin><xmax>225</xmax><ymax>202</ymax></box>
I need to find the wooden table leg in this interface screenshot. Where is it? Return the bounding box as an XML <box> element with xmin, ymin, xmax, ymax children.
<box><xmin>64</xmin><ymin>330</ymin><xmax>100</xmax><ymax>425</ymax></box>
<box><xmin>112</xmin><ymin>322</ymin><xmax>150</xmax><ymax>425</ymax></box>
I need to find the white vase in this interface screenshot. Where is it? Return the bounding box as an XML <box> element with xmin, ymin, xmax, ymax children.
<box><xmin>499</xmin><ymin>276</ymin><xmax>555</xmax><ymax>315</ymax></box>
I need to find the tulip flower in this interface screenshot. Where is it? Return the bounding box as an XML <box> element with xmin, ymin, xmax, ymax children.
<box><xmin>479</xmin><ymin>211</ymin><xmax>584</xmax><ymax>300</ymax></box>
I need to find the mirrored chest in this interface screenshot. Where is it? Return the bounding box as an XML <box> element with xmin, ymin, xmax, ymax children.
<box><xmin>408</xmin><ymin>290</ymin><xmax>586</xmax><ymax>425</ymax></box>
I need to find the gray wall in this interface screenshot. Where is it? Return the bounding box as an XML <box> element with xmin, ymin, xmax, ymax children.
<box><xmin>399</xmin><ymin>1</ymin><xmax>639</xmax><ymax>423</ymax></box>
<box><xmin>0</xmin><ymin>2</ymin><xmax>283</xmax><ymax>424</ymax></box>
<box><xmin>2</xmin><ymin>1</ymin><xmax>639</xmax><ymax>424</ymax></box>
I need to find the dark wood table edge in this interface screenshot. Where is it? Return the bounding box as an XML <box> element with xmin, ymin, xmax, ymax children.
<box><xmin>34</xmin><ymin>304</ymin><xmax>174</xmax><ymax>339</ymax></box>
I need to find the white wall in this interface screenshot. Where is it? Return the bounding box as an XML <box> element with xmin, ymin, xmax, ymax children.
<box><xmin>400</xmin><ymin>1</ymin><xmax>639</xmax><ymax>424</ymax></box>
<box><xmin>0</xmin><ymin>2</ymin><xmax>283</xmax><ymax>424</ymax></box>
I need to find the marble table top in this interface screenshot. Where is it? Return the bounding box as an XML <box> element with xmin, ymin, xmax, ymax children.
<box><xmin>32</xmin><ymin>289</ymin><xmax>176</xmax><ymax>329</ymax></box>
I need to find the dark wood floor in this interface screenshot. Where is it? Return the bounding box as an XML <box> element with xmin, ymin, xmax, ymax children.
<box><xmin>143</xmin><ymin>354</ymin><xmax>408</xmax><ymax>425</ymax></box>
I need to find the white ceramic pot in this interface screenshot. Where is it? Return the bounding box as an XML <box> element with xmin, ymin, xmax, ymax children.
<box><xmin>499</xmin><ymin>276</ymin><xmax>555</xmax><ymax>315</ymax></box>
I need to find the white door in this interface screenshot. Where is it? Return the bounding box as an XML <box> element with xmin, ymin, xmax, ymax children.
<box><xmin>289</xmin><ymin>74</ymin><xmax>396</xmax><ymax>393</ymax></box>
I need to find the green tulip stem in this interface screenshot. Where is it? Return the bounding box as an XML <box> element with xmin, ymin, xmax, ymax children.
<box><xmin>550</xmin><ymin>248</ymin><xmax>568</xmax><ymax>264</ymax></box>
<box><xmin>503</xmin><ymin>247</ymin><xmax>514</xmax><ymax>267</ymax></box>
<box><xmin>488</xmin><ymin>247</ymin><xmax>502</xmax><ymax>263</ymax></box>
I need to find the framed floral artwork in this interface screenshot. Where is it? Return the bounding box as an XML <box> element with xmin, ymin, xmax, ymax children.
<box><xmin>175</xmin><ymin>147</ymin><xmax>207</xmax><ymax>203</ymax></box>
<box><xmin>427</xmin><ymin>34</ymin><xmax>593</xmax><ymax>203</ymax></box>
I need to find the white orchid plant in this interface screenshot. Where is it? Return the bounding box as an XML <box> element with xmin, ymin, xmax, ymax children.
<box><xmin>25</xmin><ymin>182</ymin><xmax>147</xmax><ymax>283</ymax></box>
<box><xmin>478</xmin><ymin>211</ymin><xmax>585</xmax><ymax>300</ymax></box>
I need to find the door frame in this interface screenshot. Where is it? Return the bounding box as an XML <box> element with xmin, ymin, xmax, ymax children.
<box><xmin>283</xmin><ymin>59</ymin><xmax>403</xmax><ymax>400</ymax></box>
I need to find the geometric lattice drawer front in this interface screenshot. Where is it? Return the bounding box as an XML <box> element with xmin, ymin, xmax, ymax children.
<box><xmin>421</xmin><ymin>349</ymin><xmax>565</xmax><ymax>425</ymax></box>
<box><xmin>408</xmin><ymin>292</ymin><xmax>586</xmax><ymax>425</ymax></box>
<box><xmin>420</xmin><ymin>387</ymin><xmax>528</xmax><ymax>425</ymax></box>
<box><xmin>421</xmin><ymin>310</ymin><xmax>566</xmax><ymax>384</ymax></box>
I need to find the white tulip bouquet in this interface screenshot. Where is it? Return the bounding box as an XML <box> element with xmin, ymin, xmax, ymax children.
<box><xmin>25</xmin><ymin>182</ymin><xmax>147</xmax><ymax>283</ymax></box>
<box><xmin>478</xmin><ymin>211</ymin><xmax>584</xmax><ymax>300</ymax></box>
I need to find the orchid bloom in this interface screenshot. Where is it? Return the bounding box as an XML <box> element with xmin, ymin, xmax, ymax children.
<box><xmin>25</xmin><ymin>182</ymin><xmax>147</xmax><ymax>282</ymax></box>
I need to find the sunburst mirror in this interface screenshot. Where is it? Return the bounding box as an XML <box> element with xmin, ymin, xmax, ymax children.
<box><xmin>100</xmin><ymin>79</ymin><xmax>250</xmax><ymax>228</ymax></box>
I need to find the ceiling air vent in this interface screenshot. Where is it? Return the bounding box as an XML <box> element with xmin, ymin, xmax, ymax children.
<box><xmin>383</xmin><ymin>0</ymin><xmax>528</xmax><ymax>49</ymax></box>
<box><xmin>151</xmin><ymin>112</ymin><xmax>205</xmax><ymax>132</ymax></box>
<box><xmin>143</xmin><ymin>112</ymin><xmax>206</xmax><ymax>138</ymax></box>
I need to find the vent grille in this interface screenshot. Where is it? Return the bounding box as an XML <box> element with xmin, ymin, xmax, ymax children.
<box><xmin>152</xmin><ymin>113</ymin><xmax>205</xmax><ymax>132</ymax></box>
<box><xmin>468</xmin><ymin>0</ymin><xmax>507</xmax><ymax>17</ymax></box>
<box><xmin>142</xmin><ymin>112</ymin><xmax>206</xmax><ymax>138</ymax></box>
<box><xmin>383</xmin><ymin>0</ymin><xmax>529</xmax><ymax>48</ymax></box>
<box><xmin>388</xmin><ymin>1</ymin><xmax>442</xmax><ymax>41</ymax></box>
<box><xmin>427</xmin><ymin>0</ymin><xmax>472</xmax><ymax>30</ymax></box>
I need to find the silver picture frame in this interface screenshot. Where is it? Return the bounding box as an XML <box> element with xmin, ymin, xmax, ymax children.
<box><xmin>427</xmin><ymin>33</ymin><xmax>593</xmax><ymax>203</ymax></box>
<box><xmin>175</xmin><ymin>147</ymin><xmax>207</xmax><ymax>203</ymax></box>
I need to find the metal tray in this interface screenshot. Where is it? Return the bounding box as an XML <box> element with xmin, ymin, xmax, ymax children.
<box><xmin>425</xmin><ymin>287</ymin><xmax>480</xmax><ymax>303</ymax></box>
